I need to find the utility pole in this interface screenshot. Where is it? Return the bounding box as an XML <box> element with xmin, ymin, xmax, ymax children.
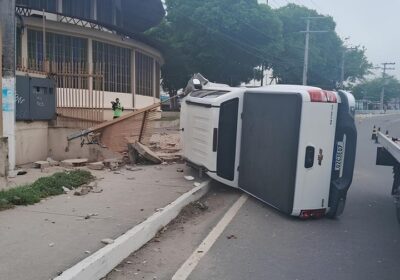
<box><xmin>0</xmin><ymin>0</ymin><xmax>16</xmax><ymax>173</ymax></box>
<box><xmin>379</xmin><ymin>62</ymin><xmax>396</xmax><ymax>112</ymax></box>
<box><xmin>301</xmin><ymin>17</ymin><xmax>330</xmax><ymax>85</ymax></box>
<box><xmin>340</xmin><ymin>46</ymin><xmax>357</xmax><ymax>89</ymax></box>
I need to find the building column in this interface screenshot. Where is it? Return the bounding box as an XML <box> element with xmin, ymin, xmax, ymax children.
<box><xmin>21</xmin><ymin>26</ymin><xmax>28</xmax><ymax>68</ymax></box>
<box><xmin>0</xmin><ymin>0</ymin><xmax>16</xmax><ymax>172</ymax></box>
<box><xmin>131</xmin><ymin>49</ymin><xmax>136</xmax><ymax>109</ymax></box>
<box><xmin>153</xmin><ymin>58</ymin><xmax>156</xmax><ymax>104</ymax></box>
<box><xmin>88</xmin><ymin>38</ymin><xmax>93</xmax><ymax>93</ymax></box>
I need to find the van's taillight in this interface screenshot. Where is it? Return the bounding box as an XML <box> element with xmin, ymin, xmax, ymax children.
<box><xmin>308</xmin><ymin>90</ymin><xmax>337</xmax><ymax>103</ymax></box>
<box><xmin>299</xmin><ymin>209</ymin><xmax>326</xmax><ymax>219</ymax></box>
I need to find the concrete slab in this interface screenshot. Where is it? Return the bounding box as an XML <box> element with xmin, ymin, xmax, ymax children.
<box><xmin>87</xmin><ymin>162</ymin><xmax>105</xmax><ymax>170</ymax></box>
<box><xmin>0</xmin><ymin>164</ymin><xmax>197</xmax><ymax>280</ymax></box>
<box><xmin>61</xmin><ymin>158</ymin><xmax>89</xmax><ymax>167</ymax></box>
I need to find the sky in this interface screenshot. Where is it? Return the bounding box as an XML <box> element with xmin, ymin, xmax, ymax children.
<box><xmin>259</xmin><ymin>0</ymin><xmax>400</xmax><ymax>79</ymax></box>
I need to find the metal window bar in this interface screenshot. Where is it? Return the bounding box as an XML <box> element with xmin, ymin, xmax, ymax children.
<box><xmin>55</xmin><ymin>61</ymin><xmax>104</xmax><ymax>129</ymax></box>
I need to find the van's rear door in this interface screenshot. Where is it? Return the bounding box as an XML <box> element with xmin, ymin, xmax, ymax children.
<box><xmin>238</xmin><ymin>91</ymin><xmax>302</xmax><ymax>214</ymax></box>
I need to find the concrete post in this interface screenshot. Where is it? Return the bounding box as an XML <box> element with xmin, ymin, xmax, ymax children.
<box><xmin>131</xmin><ymin>49</ymin><xmax>136</xmax><ymax>109</ymax></box>
<box><xmin>0</xmin><ymin>0</ymin><xmax>16</xmax><ymax>173</ymax></box>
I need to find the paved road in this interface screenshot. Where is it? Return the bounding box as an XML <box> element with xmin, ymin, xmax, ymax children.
<box><xmin>187</xmin><ymin>115</ymin><xmax>400</xmax><ymax>280</ymax></box>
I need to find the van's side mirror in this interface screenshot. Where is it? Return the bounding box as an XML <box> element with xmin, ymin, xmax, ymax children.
<box><xmin>193</xmin><ymin>78</ymin><xmax>202</xmax><ymax>90</ymax></box>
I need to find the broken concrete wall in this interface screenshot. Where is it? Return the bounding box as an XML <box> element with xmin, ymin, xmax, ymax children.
<box><xmin>48</xmin><ymin>127</ymin><xmax>120</xmax><ymax>162</ymax></box>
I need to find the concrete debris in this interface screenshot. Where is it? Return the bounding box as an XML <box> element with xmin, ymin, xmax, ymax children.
<box><xmin>87</xmin><ymin>162</ymin><xmax>105</xmax><ymax>170</ymax></box>
<box><xmin>184</xmin><ymin>175</ymin><xmax>195</xmax><ymax>181</ymax></box>
<box><xmin>74</xmin><ymin>186</ymin><xmax>91</xmax><ymax>196</ymax></box>
<box><xmin>125</xmin><ymin>166</ymin><xmax>143</xmax><ymax>172</ymax></box>
<box><xmin>101</xmin><ymin>238</ymin><xmax>114</xmax><ymax>245</ymax></box>
<box><xmin>161</xmin><ymin>162</ymin><xmax>168</xmax><ymax>165</ymax></box>
<box><xmin>193</xmin><ymin>201</ymin><xmax>208</xmax><ymax>211</ymax></box>
<box><xmin>193</xmin><ymin>182</ymin><xmax>202</xmax><ymax>187</ymax></box>
<box><xmin>103</xmin><ymin>158</ymin><xmax>123</xmax><ymax>171</ymax></box>
<box><xmin>176</xmin><ymin>168</ymin><xmax>184</xmax><ymax>173</ymax></box>
<box><xmin>16</xmin><ymin>169</ymin><xmax>27</xmax><ymax>176</ymax></box>
<box><xmin>132</xmin><ymin>141</ymin><xmax>162</xmax><ymax>164</ymax></box>
<box><xmin>61</xmin><ymin>158</ymin><xmax>88</xmax><ymax>168</ymax></box>
<box><xmin>62</xmin><ymin>186</ymin><xmax>70</xmax><ymax>194</ymax></box>
<box><xmin>84</xmin><ymin>251</ymin><xmax>91</xmax><ymax>254</ymax></box>
<box><xmin>33</xmin><ymin>161</ymin><xmax>50</xmax><ymax>169</ymax></box>
<box><xmin>84</xmin><ymin>213</ymin><xmax>98</xmax><ymax>219</ymax></box>
<box><xmin>48</xmin><ymin>242</ymin><xmax>55</xmax><ymax>247</ymax></box>
<box><xmin>46</xmin><ymin>157</ymin><xmax>60</xmax><ymax>166</ymax></box>
<box><xmin>227</xmin><ymin>234</ymin><xmax>237</xmax><ymax>240</ymax></box>
<box><xmin>157</xmin><ymin>154</ymin><xmax>182</xmax><ymax>163</ymax></box>
<box><xmin>73</xmin><ymin>181</ymin><xmax>103</xmax><ymax>195</ymax></box>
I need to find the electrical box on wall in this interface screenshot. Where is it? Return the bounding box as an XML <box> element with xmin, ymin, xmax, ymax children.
<box><xmin>16</xmin><ymin>75</ymin><xmax>56</xmax><ymax>121</ymax></box>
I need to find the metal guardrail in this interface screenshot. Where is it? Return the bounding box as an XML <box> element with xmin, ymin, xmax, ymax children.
<box><xmin>377</xmin><ymin>131</ymin><xmax>400</xmax><ymax>163</ymax></box>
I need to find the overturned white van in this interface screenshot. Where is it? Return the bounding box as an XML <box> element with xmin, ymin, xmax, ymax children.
<box><xmin>180</xmin><ymin>76</ymin><xmax>357</xmax><ymax>218</ymax></box>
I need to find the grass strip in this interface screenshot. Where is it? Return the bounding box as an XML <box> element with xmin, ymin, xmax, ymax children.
<box><xmin>0</xmin><ymin>170</ymin><xmax>93</xmax><ymax>210</ymax></box>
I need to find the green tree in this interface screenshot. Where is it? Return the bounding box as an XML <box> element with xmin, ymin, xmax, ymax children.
<box><xmin>149</xmin><ymin>0</ymin><xmax>283</xmax><ymax>91</ymax></box>
<box><xmin>351</xmin><ymin>76</ymin><xmax>400</xmax><ymax>102</ymax></box>
<box><xmin>271</xmin><ymin>4</ymin><xmax>371</xmax><ymax>89</ymax></box>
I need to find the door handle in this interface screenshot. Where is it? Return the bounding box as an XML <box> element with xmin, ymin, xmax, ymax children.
<box><xmin>305</xmin><ymin>146</ymin><xmax>315</xmax><ymax>168</ymax></box>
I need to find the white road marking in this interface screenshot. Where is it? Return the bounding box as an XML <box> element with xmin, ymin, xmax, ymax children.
<box><xmin>171</xmin><ymin>194</ymin><xmax>248</xmax><ymax>280</ymax></box>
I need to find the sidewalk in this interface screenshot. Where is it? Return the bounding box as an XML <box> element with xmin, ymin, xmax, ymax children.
<box><xmin>0</xmin><ymin>163</ymin><xmax>198</xmax><ymax>280</ymax></box>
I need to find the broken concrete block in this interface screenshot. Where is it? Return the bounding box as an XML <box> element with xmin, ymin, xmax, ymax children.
<box><xmin>47</xmin><ymin>157</ymin><xmax>60</xmax><ymax>166</ymax></box>
<box><xmin>74</xmin><ymin>186</ymin><xmax>91</xmax><ymax>196</ymax></box>
<box><xmin>103</xmin><ymin>158</ymin><xmax>123</xmax><ymax>170</ymax></box>
<box><xmin>61</xmin><ymin>158</ymin><xmax>88</xmax><ymax>168</ymax></box>
<box><xmin>87</xmin><ymin>162</ymin><xmax>104</xmax><ymax>170</ymax></box>
<box><xmin>88</xmin><ymin>181</ymin><xmax>98</xmax><ymax>189</ymax></box>
<box><xmin>16</xmin><ymin>169</ymin><xmax>27</xmax><ymax>176</ymax></box>
<box><xmin>184</xmin><ymin>175</ymin><xmax>195</xmax><ymax>181</ymax></box>
<box><xmin>33</xmin><ymin>161</ymin><xmax>50</xmax><ymax>169</ymax></box>
<box><xmin>101</xmin><ymin>238</ymin><xmax>114</xmax><ymax>245</ymax></box>
<box><xmin>62</xmin><ymin>186</ymin><xmax>70</xmax><ymax>194</ymax></box>
<box><xmin>133</xmin><ymin>141</ymin><xmax>162</xmax><ymax>164</ymax></box>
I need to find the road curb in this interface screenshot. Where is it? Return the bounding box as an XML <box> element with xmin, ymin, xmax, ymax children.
<box><xmin>54</xmin><ymin>180</ymin><xmax>211</xmax><ymax>280</ymax></box>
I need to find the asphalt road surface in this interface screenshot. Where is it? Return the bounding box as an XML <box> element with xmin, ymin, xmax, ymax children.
<box><xmin>108</xmin><ymin>114</ymin><xmax>400</xmax><ymax>280</ymax></box>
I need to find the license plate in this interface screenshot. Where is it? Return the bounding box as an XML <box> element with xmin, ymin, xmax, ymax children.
<box><xmin>335</xmin><ymin>141</ymin><xmax>344</xmax><ymax>171</ymax></box>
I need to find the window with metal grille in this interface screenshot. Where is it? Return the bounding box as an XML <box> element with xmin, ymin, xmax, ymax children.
<box><xmin>16</xmin><ymin>0</ymin><xmax>57</xmax><ymax>12</ymax></box>
<box><xmin>62</xmin><ymin>0</ymin><xmax>91</xmax><ymax>18</ymax></box>
<box><xmin>93</xmin><ymin>41</ymin><xmax>131</xmax><ymax>93</ymax></box>
<box><xmin>155</xmin><ymin>61</ymin><xmax>161</xmax><ymax>99</ymax></box>
<box><xmin>135</xmin><ymin>52</ymin><xmax>154</xmax><ymax>97</ymax></box>
<box><xmin>27</xmin><ymin>29</ymin><xmax>88</xmax><ymax>71</ymax></box>
<box><xmin>27</xmin><ymin>29</ymin><xmax>44</xmax><ymax>71</ymax></box>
